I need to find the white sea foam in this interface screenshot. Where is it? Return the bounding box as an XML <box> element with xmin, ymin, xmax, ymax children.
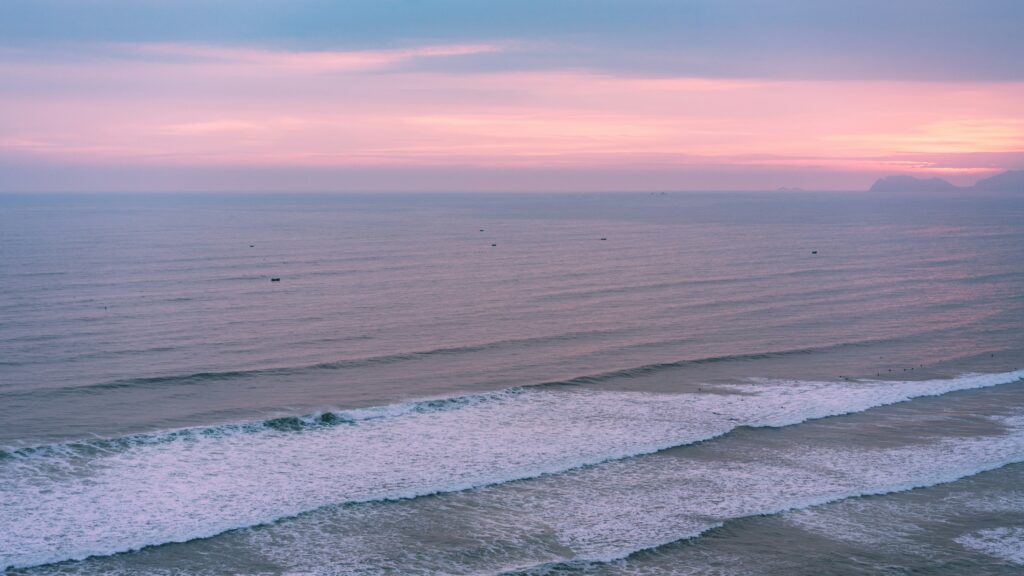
<box><xmin>783</xmin><ymin>453</ymin><xmax>1024</xmax><ymax>552</ymax></box>
<box><xmin>242</xmin><ymin>415</ymin><xmax>1024</xmax><ymax>575</ymax></box>
<box><xmin>956</xmin><ymin>527</ymin><xmax>1024</xmax><ymax>564</ymax></box>
<box><xmin>1</xmin><ymin>370</ymin><xmax>1022</xmax><ymax>570</ymax></box>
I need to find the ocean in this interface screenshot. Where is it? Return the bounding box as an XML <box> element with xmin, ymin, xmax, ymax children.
<box><xmin>1</xmin><ymin>191</ymin><xmax>1022</xmax><ymax>575</ymax></box>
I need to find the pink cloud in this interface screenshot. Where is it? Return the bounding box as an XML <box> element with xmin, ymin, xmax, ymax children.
<box><xmin>2</xmin><ymin>43</ymin><xmax>1023</xmax><ymax>190</ymax></box>
<box><xmin>128</xmin><ymin>42</ymin><xmax>504</xmax><ymax>72</ymax></box>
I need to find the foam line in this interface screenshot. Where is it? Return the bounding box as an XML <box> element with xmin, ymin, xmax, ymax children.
<box><xmin>501</xmin><ymin>458</ymin><xmax>1024</xmax><ymax>575</ymax></box>
<box><xmin>1</xmin><ymin>370</ymin><xmax>1022</xmax><ymax>570</ymax></box>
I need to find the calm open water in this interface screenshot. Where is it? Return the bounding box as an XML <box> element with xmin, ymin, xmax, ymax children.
<box><xmin>1</xmin><ymin>191</ymin><xmax>1023</xmax><ymax>575</ymax></box>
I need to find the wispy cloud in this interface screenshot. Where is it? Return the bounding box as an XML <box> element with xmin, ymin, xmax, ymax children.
<box><xmin>156</xmin><ymin>120</ymin><xmax>265</xmax><ymax>136</ymax></box>
<box><xmin>127</xmin><ymin>42</ymin><xmax>504</xmax><ymax>72</ymax></box>
<box><xmin>2</xmin><ymin>34</ymin><xmax>1023</xmax><ymax>191</ymax></box>
<box><xmin>829</xmin><ymin>119</ymin><xmax>1024</xmax><ymax>155</ymax></box>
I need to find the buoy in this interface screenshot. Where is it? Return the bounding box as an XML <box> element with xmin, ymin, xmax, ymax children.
<box><xmin>491</xmin><ymin>244</ymin><xmax>497</xmax><ymax>247</ymax></box>
<box><xmin>811</xmin><ymin>250</ymin><xmax>818</xmax><ymax>254</ymax></box>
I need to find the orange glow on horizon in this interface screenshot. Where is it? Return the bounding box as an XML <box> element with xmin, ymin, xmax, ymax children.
<box><xmin>2</xmin><ymin>43</ymin><xmax>1023</xmax><ymax>185</ymax></box>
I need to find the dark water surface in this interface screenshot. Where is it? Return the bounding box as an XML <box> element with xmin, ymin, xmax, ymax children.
<box><xmin>1</xmin><ymin>192</ymin><xmax>1022</xmax><ymax>574</ymax></box>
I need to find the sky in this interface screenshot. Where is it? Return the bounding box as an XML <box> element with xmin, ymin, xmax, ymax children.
<box><xmin>1</xmin><ymin>0</ymin><xmax>1023</xmax><ymax>192</ymax></box>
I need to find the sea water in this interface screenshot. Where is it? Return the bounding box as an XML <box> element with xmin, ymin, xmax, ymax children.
<box><xmin>1</xmin><ymin>191</ymin><xmax>1022</xmax><ymax>574</ymax></box>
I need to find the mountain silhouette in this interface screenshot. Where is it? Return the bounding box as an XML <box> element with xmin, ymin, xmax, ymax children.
<box><xmin>868</xmin><ymin>170</ymin><xmax>1023</xmax><ymax>192</ymax></box>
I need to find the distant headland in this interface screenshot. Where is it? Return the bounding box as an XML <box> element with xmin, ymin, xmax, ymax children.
<box><xmin>869</xmin><ymin>170</ymin><xmax>1024</xmax><ymax>193</ymax></box>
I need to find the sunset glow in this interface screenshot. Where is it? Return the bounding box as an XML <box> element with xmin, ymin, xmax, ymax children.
<box><xmin>2</xmin><ymin>1</ymin><xmax>1023</xmax><ymax>191</ymax></box>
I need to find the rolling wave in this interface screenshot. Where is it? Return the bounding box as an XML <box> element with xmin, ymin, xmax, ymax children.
<box><xmin>501</xmin><ymin>460</ymin><xmax>1024</xmax><ymax>576</ymax></box>
<box><xmin>204</xmin><ymin>406</ymin><xmax>1024</xmax><ymax>576</ymax></box>
<box><xmin>0</xmin><ymin>387</ymin><xmax>527</xmax><ymax>460</ymax></box>
<box><xmin>5</xmin><ymin>331</ymin><xmax>631</xmax><ymax>395</ymax></box>
<box><xmin>5</xmin><ymin>335</ymin><xmax>897</xmax><ymax>398</ymax></box>
<box><xmin>1</xmin><ymin>370</ymin><xmax>1022</xmax><ymax>570</ymax></box>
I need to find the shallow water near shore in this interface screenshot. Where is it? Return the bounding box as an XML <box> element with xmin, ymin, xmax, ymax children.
<box><xmin>2</xmin><ymin>191</ymin><xmax>1023</xmax><ymax>574</ymax></box>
